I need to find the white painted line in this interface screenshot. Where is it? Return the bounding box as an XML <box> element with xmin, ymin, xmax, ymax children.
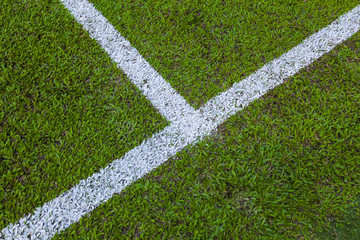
<box><xmin>2</xmin><ymin>4</ymin><xmax>359</xmax><ymax>240</ymax></box>
<box><xmin>1</xmin><ymin>113</ymin><xmax>214</xmax><ymax>240</ymax></box>
<box><xmin>59</xmin><ymin>0</ymin><xmax>196</xmax><ymax>122</ymax></box>
<box><xmin>199</xmin><ymin>5</ymin><xmax>360</xmax><ymax>126</ymax></box>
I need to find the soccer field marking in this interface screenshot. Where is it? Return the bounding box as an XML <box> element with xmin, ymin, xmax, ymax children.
<box><xmin>2</xmin><ymin>3</ymin><xmax>360</xmax><ymax>240</ymax></box>
<box><xmin>59</xmin><ymin>0</ymin><xmax>196</xmax><ymax>122</ymax></box>
<box><xmin>199</xmin><ymin>5</ymin><xmax>360</xmax><ymax>126</ymax></box>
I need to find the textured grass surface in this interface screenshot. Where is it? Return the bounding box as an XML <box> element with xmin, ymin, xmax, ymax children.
<box><xmin>317</xmin><ymin>195</ymin><xmax>360</xmax><ymax>240</ymax></box>
<box><xmin>0</xmin><ymin>0</ymin><xmax>168</xmax><ymax>230</ymax></box>
<box><xmin>1</xmin><ymin>0</ymin><xmax>359</xmax><ymax>239</ymax></box>
<box><xmin>53</xmin><ymin>27</ymin><xmax>360</xmax><ymax>240</ymax></box>
<box><xmin>88</xmin><ymin>0</ymin><xmax>359</xmax><ymax>108</ymax></box>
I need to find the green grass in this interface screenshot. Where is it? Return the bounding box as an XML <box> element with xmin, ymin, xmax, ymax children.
<box><xmin>51</xmin><ymin>30</ymin><xmax>360</xmax><ymax>239</ymax></box>
<box><xmin>317</xmin><ymin>195</ymin><xmax>360</xmax><ymax>240</ymax></box>
<box><xmin>87</xmin><ymin>0</ymin><xmax>359</xmax><ymax>109</ymax></box>
<box><xmin>1</xmin><ymin>0</ymin><xmax>359</xmax><ymax>239</ymax></box>
<box><xmin>0</xmin><ymin>0</ymin><xmax>168</xmax><ymax>230</ymax></box>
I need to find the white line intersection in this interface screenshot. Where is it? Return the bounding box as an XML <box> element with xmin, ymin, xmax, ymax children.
<box><xmin>2</xmin><ymin>1</ymin><xmax>359</xmax><ymax>239</ymax></box>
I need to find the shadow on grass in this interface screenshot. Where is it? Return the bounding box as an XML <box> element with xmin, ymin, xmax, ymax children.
<box><xmin>317</xmin><ymin>195</ymin><xmax>360</xmax><ymax>240</ymax></box>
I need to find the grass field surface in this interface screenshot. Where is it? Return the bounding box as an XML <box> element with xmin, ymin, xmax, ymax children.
<box><xmin>87</xmin><ymin>0</ymin><xmax>359</xmax><ymax>108</ymax></box>
<box><xmin>1</xmin><ymin>0</ymin><xmax>359</xmax><ymax>239</ymax></box>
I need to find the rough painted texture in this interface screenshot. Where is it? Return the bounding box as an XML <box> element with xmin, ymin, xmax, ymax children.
<box><xmin>60</xmin><ymin>0</ymin><xmax>196</xmax><ymax>122</ymax></box>
<box><xmin>1</xmin><ymin>1</ymin><xmax>359</xmax><ymax>239</ymax></box>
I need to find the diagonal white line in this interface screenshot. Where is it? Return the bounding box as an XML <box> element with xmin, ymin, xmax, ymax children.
<box><xmin>59</xmin><ymin>0</ymin><xmax>196</xmax><ymax>122</ymax></box>
<box><xmin>2</xmin><ymin>3</ymin><xmax>359</xmax><ymax>240</ymax></box>
<box><xmin>199</xmin><ymin>6</ymin><xmax>360</xmax><ymax>126</ymax></box>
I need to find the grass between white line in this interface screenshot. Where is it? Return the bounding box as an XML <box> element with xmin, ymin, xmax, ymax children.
<box><xmin>199</xmin><ymin>6</ymin><xmax>360</xmax><ymax>126</ymax></box>
<box><xmin>59</xmin><ymin>0</ymin><xmax>197</xmax><ymax>122</ymax></box>
<box><xmin>2</xmin><ymin>3</ymin><xmax>359</xmax><ymax>240</ymax></box>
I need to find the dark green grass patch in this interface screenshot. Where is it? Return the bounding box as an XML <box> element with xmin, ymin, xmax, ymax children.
<box><xmin>54</xmin><ymin>27</ymin><xmax>359</xmax><ymax>239</ymax></box>
<box><xmin>87</xmin><ymin>0</ymin><xmax>358</xmax><ymax>109</ymax></box>
<box><xmin>0</xmin><ymin>0</ymin><xmax>168</xmax><ymax>230</ymax></box>
<box><xmin>317</xmin><ymin>195</ymin><xmax>360</xmax><ymax>240</ymax></box>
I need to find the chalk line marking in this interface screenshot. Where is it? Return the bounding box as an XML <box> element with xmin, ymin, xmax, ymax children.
<box><xmin>59</xmin><ymin>0</ymin><xmax>196</xmax><ymax>122</ymax></box>
<box><xmin>1</xmin><ymin>3</ymin><xmax>359</xmax><ymax>240</ymax></box>
<box><xmin>199</xmin><ymin>5</ymin><xmax>360</xmax><ymax>126</ymax></box>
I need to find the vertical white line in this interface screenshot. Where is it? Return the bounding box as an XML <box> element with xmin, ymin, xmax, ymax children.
<box><xmin>59</xmin><ymin>0</ymin><xmax>197</xmax><ymax>122</ymax></box>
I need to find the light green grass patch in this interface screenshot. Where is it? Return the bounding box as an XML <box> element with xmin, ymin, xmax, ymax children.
<box><xmin>0</xmin><ymin>0</ymin><xmax>168</xmax><ymax>230</ymax></box>
<box><xmin>53</xmin><ymin>28</ymin><xmax>360</xmax><ymax>240</ymax></box>
<box><xmin>87</xmin><ymin>0</ymin><xmax>359</xmax><ymax>109</ymax></box>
